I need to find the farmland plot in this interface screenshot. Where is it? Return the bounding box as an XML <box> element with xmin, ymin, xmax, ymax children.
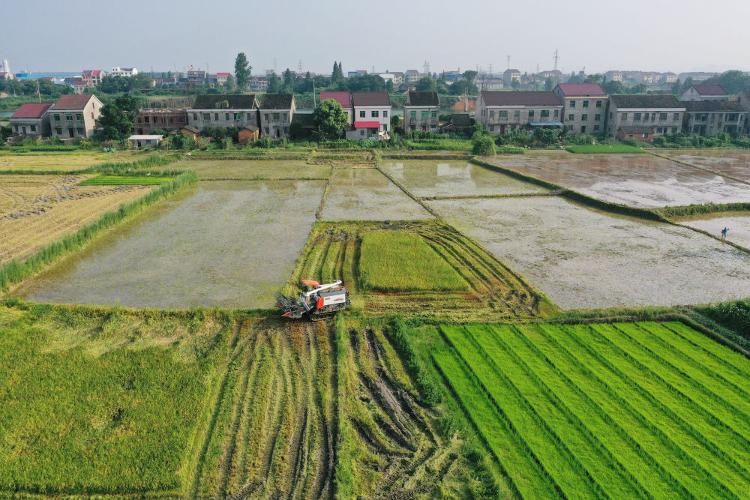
<box><xmin>0</xmin><ymin>174</ymin><xmax>151</xmax><ymax>263</ymax></box>
<box><xmin>288</xmin><ymin>221</ymin><xmax>551</xmax><ymax>320</ymax></box>
<box><xmin>680</xmin><ymin>213</ymin><xmax>750</xmax><ymax>249</ymax></box>
<box><xmin>166</xmin><ymin>159</ymin><xmax>331</xmax><ymax>180</ymax></box>
<box><xmin>17</xmin><ymin>180</ymin><xmax>324</xmax><ymax>308</ymax></box>
<box><xmin>661</xmin><ymin>149</ymin><xmax>750</xmax><ymax>182</ymax></box>
<box><xmin>379</xmin><ymin>160</ymin><xmax>547</xmax><ymax>199</ymax></box>
<box><xmin>320</xmin><ymin>167</ymin><xmax>432</xmax><ymax>221</ymax></box>
<box><xmin>430</xmin><ymin>196</ymin><xmax>750</xmax><ymax>308</ymax></box>
<box><xmin>432</xmin><ymin>321</ymin><xmax>750</xmax><ymax>499</ymax></box>
<box><xmin>0</xmin><ymin>151</ymin><xmax>137</xmax><ymax>172</ymax></box>
<box><xmin>0</xmin><ymin>305</ymin><xmax>230</xmax><ymax>496</ymax></box>
<box><xmin>491</xmin><ymin>151</ymin><xmax>750</xmax><ymax>208</ymax></box>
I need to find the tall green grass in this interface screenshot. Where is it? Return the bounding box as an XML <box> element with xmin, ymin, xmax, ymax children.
<box><xmin>0</xmin><ymin>171</ymin><xmax>196</xmax><ymax>292</ymax></box>
<box><xmin>359</xmin><ymin>231</ymin><xmax>468</xmax><ymax>292</ymax></box>
<box><xmin>565</xmin><ymin>144</ymin><xmax>643</xmax><ymax>154</ymax></box>
<box><xmin>79</xmin><ymin>175</ymin><xmax>175</xmax><ymax>186</ymax></box>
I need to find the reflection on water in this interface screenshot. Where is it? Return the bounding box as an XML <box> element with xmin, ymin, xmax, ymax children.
<box><xmin>17</xmin><ymin>180</ymin><xmax>324</xmax><ymax>308</ymax></box>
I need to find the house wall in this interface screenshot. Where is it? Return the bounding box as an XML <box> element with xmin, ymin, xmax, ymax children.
<box><xmin>686</xmin><ymin>111</ymin><xmax>746</xmax><ymax>136</ymax></box>
<box><xmin>187</xmin><ymin>109</ymin><xmax>258</xmax><ymax>131</ymax></box>
<box><xmin>403</xmin><ymin>105</ymin><xmax>439</xmax><ymax>131</ymax></box>
<box><xmin>476</xmin><ymin>95</ymin><xmax>562</xmax><ymax>134</ymax></box>
<box><xmin>259</xmin><ymin>104</ymin><xmax>295</xmax><ymax>139</ymax></box>
<box><xmin>680</xmin><ymin>88</ymin><xmax>729</xmax><ymax>102</ymax></box>
<box><xmin>136</xmin><ymin>109</ymin><xmax>188</xmax><ymax>134</ymax></box>
<box><xmin>607</xmin><ymin>104</ymin><xmax>684</xmax><ymax>139</ymax></box>
<box><xmin>353</xmin><ymin>105</ymin><xmax>391</xmax><ymax>132</ymax></box>
<box><xmin>554</xmin><ymin>92</ymin><xmax>608</xmax><ymax>135</ymax></box>
<box><xmin>10</xmin><ymin>116</ymin><xmax>50</xmax><ymax>137</ymax></box>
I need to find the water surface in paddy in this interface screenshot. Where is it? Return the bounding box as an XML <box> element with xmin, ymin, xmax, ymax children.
<box><xmin>680</xmin><ymin>213</ymin><xmax>750</xmax><ymax>250</ymax></box>
<box><xmin>430</xmin><ymin>196</ymin><xmax>750</xmax><ymax>309</ymax></box>
<box><xmin>492</xmin><ymin>152</ymin><xmax>750</xmax><ymax>208</ymax></box>
<box><xmin>17</xmin><ymin>180</ymin><xmax>324</xmax><ymax>308</ymax></box>
<box><xmin>321</xmin><ymin>167</ymin><xmax>432</xmax><ymax>220</ymax></box>
<box><xmin>660</xmin><ymin>149</ymin><xmax>750</xmax><ymax>182</ymax></box>
<box><xmin>379</xmin><ymin>160</ymin><xmax>547</xmax><ymax>198</ymax></box>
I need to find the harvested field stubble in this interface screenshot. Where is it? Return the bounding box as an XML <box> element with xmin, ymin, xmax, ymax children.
<box><xmin>0</xmin><ymin>151</ymin><xmax>137</xmax><ymax>172</ymax></box>
<box><xmin>164</xmin><ymin>159</ymin><xmax>331</xmax><ymax>180</ymax></box>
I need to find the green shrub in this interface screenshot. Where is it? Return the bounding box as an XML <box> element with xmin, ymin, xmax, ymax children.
<box><xmin>472</xmin><ymin>135</ymin><xmax>496</xmax><ymax>156</ymax></box>
<box><xmin>696</xmin><ymin>300</ymin><xmax>750</xmax><ymax>338</ymax></box>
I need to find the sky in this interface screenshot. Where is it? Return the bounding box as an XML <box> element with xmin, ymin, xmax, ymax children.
<box><xmin>2</xmin><ymin>0</ymin><xmax>749</xmax><ymax>76</ymax></box>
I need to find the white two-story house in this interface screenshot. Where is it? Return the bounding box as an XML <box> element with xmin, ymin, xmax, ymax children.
<box><xmin>187</xmin><ymin>94</ymin><xmax>259</xmax><ymax>132</ymax></box>
<box><xmin>347</xmin><ymin>92</ymin><xmax>392</xmax><ymax>140</ymax></box>
<box><xmin>258</xmin><ymin>94</ymin><xmax>296</xmax><ymax>139</ymax></box>
<box><xmin>404</xmin><ymin>91</ymin><xmax>440</xmax><ymax>132</ymax></box>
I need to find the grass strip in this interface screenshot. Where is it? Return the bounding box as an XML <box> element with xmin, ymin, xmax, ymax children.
<box><xmin>79</xmin><ymin>175</ymin><xmax>175</xmax><ymax>186</ymax></box>
<box><xmin>565</xmin><ymin>144</ymin><xmax>643</xmax><ymax>154</ymax></box>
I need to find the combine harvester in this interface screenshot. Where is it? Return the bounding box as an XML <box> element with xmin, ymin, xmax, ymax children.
<box><xmin>278</xmin><ymin>280</ymin><xmax>350</xmax><ymax>320</ymax></box>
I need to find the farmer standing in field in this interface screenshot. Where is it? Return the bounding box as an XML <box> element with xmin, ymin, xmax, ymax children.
<box><xmin>721</xmin><ymin>227</ymin><xmax>729</xmax><ymax>240</ymax></box>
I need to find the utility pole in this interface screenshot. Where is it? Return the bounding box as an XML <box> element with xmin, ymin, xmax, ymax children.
<box><xmin>553</xmin><ymin>49</ymin><xmax>559</xmax><ymax>71</ymax></box>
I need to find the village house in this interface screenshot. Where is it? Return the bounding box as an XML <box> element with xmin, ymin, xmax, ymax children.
<box><xmin>403</xmin><ymin>91</ymin><xmax>440</xmax><ymax>132</ymax></box>
<box><xmin>48</xmin><ymin>94</ymin><xmax>103</xmax><ymax>140</ymax></box>
<box><xmin>10</xmin><ymin>102</ymin><xmax>53</xmax><ymax>138</ymax></box>
<box><xmin>347</xmin><ymin>91</ymin><xmax>392</xmax><ymax>140</ymax></box>
<box><xmin>186</xmin><ymin>94</ymin><xmax>259</xmax><ymax>131</ymax></box>
<box><xmin>503</xmin><ymin>69</ymin><xmax>521</xmax><ymax>87</ymax></box>
<box><xmin>738</xmin><ymin>91</ymin><xmax>750</xmax><ymax>135</ymax></box>
<box><xmin>554</xmin><ymin>83</ymin><xmax>608</xmax><ymax>135</ymax></box>
<box><xmin>135</xmin><ymin>108</ymin><xmax>188</xmax><ymax>134</ymax></box>
<box><xmin>128</xmin><ymin>134</ymin><xmax>163</xmax><ymax>149</ymax></box>
<box><xmin>476</xmin><ymin>91</ymin><xmax>563</xmax><ymax>134</ymax></box>
<box><xmin>680</xmin><ymin>84</ymin><xmax>730</xmax><ymax>102</ymax></box>
<box><xmin>81</xmin><ymin>69</ymin><xmax>103</xmax><ymax>87</ymax></box>
<box><xmin>320</xmin><ymin>91</ymin><xmax>353</xmax><ymax>123</ymax></box>
<box><xmin>110</xmin><ymin>66</ymin><xmax>138</xmax><ymax>77</ymax></box>
<box><xmin>404</xmin><ymin>70</ymin><xmax>421</xmax><ymax>86</ymax></box>
<box><xmin>258</xmin><ymin>94</ymin><xmax>296</xmax><ymax>139</ymax></box>
<box><xmin>607</xmin><ymin>94</ymin><xmax>685</xmax><ymax>141</ymax></box>
<box><xmin>451</xmin><ymin>96</ymin><xmax>476</xmax><ymax>114</ymax></box>
<box><xmin>684</xmin><ymin>100</ymin><xmax>746</xmax><ymax>136</ymax></box>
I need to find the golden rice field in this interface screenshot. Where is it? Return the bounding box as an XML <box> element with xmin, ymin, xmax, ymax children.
<box><xmin>0</xmin><ymin>174</ymin><xmax>151</xmax><ymax>263</ymax></box>
<box><xmin>0</xmin><ymin>151</ymin><xmax>138</xmax><ymax>172</ymax></box>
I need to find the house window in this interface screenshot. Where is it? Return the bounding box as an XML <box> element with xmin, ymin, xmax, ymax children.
<box><xmin>581</xmin><ymin>114</ymin><xmax>587</xmax><ymax>121</ymax></box>
<box><xmin>226</xmin><ymin>113</ymin><xmax>230</xmax><ymax>120</ymax></box>
<box><xmin>54</xmin><ymin>114</ymin><xmax>60</xmax><ymax>121</ymax></box>
<box><xmin>421</xmin><ymin>111</ymin><xmax>430</xmax><ymax>119</ymax></box>
<box><xmin>541</xmin><ymin>109</ymin><xmax>550</xmax><ymax>118</ymax></box>
<box><xmin>193</xmin><ymin>113</ymin><xmax>198</xmax><ymax>120</ymax></box>
<box><xmin>528</xmin><ymin>110</ymin><xmax>535</xmax><ymax>118</ymax></box>
<box><xmin>359</xmin><ymin>110</ymin><xmax>365</xmax><ymax>118</ymax></box>
<box><xmin>65</xmin><ymin>114</ymin><xmax>73</xmax><ymax>121</ymax></box>
<box><xmin>595</xmin><ymin>114</ymin><xmax>601</xmax><ymax>121</ymax></box>
<box><xmin>76</xmin><ymin>127</ymin><xmax>84</xmax><ymax>135</ymax></box>
<box><xmin>203</xmin><ymin>113</ymin><xmax>210</xmax><ymax>120</ymax></box>
<box><xmin>596</xmin><ymin>100</ymin><xmax>602</xmax><ymax>108</ymax></box>
<box><xmin>659</xmin><ymin>113</ymin><xmax>668</xmax><ymax>121</ymax></box>
<box><xmin>621</xmin><ymin>112</ymin><xmax>628</xmax><ymax>120</ymax></box>
<box><xmin>554</xmin><ymin>109</ymin><xmax>559</xmax><ymax>118</ymax></box>
<box><xmin>499</xmin><ymin>111</ymin><xmax>508</xmax><ymax>119</ymax></box>
<box><xmin>383</xmin><ymin>110</ymin><xmax>388</xmax><ymax>118</ymax></box>
<box><xmin>214</xmin><ymin>113</ymin><xmax>219</xmax><ymax>120</ymax></box>
<box><xmin>513</xmin><ymin>110</ymin><xmax>520</xmax><ymax>120</ymax></box>
<box><xmin>568</xmin><ymin>114</ymin><xmax>574</xmax><ymax>121</ymax></box>
<box><xmin>145</xmin><ymin>116</ymin><xmax>150</xmax><ymax>123</ymax></box>
<box><xmin>410</xmin><ymin>111</ymin><xmax>416</xmax><ymax>119</ymax></box>
<box><xmin>582</xmin><ymin>100</ymin><xmax>589</xmax><ymax>108</ymax></box>
<box><xmin>431</xmin><ymin>111</ymin><xmax>437</xmax><ymax>119</ymax></box>
<box><xmin>673</xmin><ymin>113</ymin><xmax>680</xmax><ymax>121</ymax></box>
<box><xmin>634</xmin><ymin>113</ymin><xmax>641</xmax><ymax>121</ymax></box>
<box><xmin>273</xmin><ymin>113</ymin><xmax>280</xmax><ymax>120</ymax></box>
<box><xmin>76</xmin><ymin>113</ymin><xmax>83</xmax><ymax>120</ymax></box>
<box><xmin>360</xmin><ymin>130</ymin><xmax>365</xmax><ymax>136</ymax></box>
<box><xmin>371</xmin><ymin>110</ymin><xmax>379</xmax><ymax>118</ymax></box>
<box><xmin>30</xmin><ymin>125</ymin><xmax>36</xmax><ymax>132</ymax></box>
<box><xmin>489</xmin><ymin>110</ymin><xmax>495</xmax><ymax>119</ymax></box>
<box><xmin>581</xmin><ymin>126</ymin><xmax>587</xmax><ymax>133</ymax></box>
<box><xmin>383</xmin><ymin>124</ymin><xmax>388</xmax><ymax>131</ymax></box>
<box><xmin>569</xmin><ymin>100</ymin><xmax>576</xmax><ymax>108</ymax></box>
<box><xmin>594</xmin><ymin>125</ymin><xmax>600</xmax><ymax>131</ymax></box>
<box><xmin>55</xmin><ymin>127</ymin><xmax>62</xmax><ymax>135</ymax></box>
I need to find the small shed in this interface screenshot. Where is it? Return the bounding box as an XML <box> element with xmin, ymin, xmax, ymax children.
<box><xmin>128</xmin><ymin>134</ymin><xmax>164</xmax><ymax>149</ymax></box>
<box><xmin>238</xmin><ymin>127</ymin><xmax>260</xmax><ymax>144</ymax></box>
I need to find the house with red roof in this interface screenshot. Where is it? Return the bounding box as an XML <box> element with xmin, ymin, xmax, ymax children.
<box><xmin>48</xmin><ymin>94</ymin><xmax>103</xmax><ymax>140</ymax></box>
<box><xmin>319</xmin><ymin>91</ymin><xmax>353</xmax><ymax>123</ymax></box>
<box><xmin>680</xmin><ymin>84</ymin><xmax>730</xmax><ymax>102</ymax></box>
<box><xmin>82</xmin><ymin>69</ymin><xmax>103</xmax><ymax>87</ymax></box>
<box><xmin>346</xmin><ymin>92</ymin><xmax>391</xmax><ymax>140</ymax></box>
<box><xmin>10</xmin><ymin>102</ymin><xmax>54</xmax><ymax>138</ymax></box>
<box><xmin>554</xmin><ymin>83</ymin><xmax>608</xmax><ymax>135</ymax></box>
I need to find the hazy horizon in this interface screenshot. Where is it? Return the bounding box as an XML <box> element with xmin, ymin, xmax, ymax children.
<box><xmin>2</xmin><ymin>0</ymin><xmax>748</xmax><ymax>76</ymax></box>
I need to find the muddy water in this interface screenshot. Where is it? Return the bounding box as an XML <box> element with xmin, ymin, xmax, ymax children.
<box><xmin>379</xmin><ymin>160</ymin><xmax>547</xmax><ymax>198</ymax></box>
<box><xmin>429</xmin><ymin>196</ymin><xmax>750</xmax><ymax>309</ymax></box>
<box><xmin>681</xmin><ymin>214</ymin><xmax>750</xmax><ymax>250</ymax></box>
<box><xmin>492</xmin><ymin>152</ymin><xmax>750</xmax><ymax>208</ymax></box>
<box><xmin>165</xmin><ymin>160</ymin><xmax>330</xmax><ymax>180</ymax></box>
<box><xmin>660</xmin><ymin>149</ymin><xmax>750</xmax><ymax>182</ymax></box>
<box><xmin>321</xmin><ymin>167</ymin><xmax>432</xmax><ymax>220</ymax></box>
<box><xmin>17</xmin><ymin>180</ymin><xmax>324</xmax><ymax>308</ymax></box>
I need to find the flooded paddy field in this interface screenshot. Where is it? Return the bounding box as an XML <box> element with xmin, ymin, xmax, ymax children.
<box><xmin>491</xmin><ymin>151</ymin><xmax>750</xmax><ymax>208</ymax></box>
<box><xmin>0</xmin><ymin>174</ymin><xmax>151</xmax><ymax>263</ymax></box>
<box><xmin>379</xmin><ymin>160</ymin><xmax>547</xmax><ymax>198</ymax></box>
<box><xmin>679</xmin><ymin>213</ymin><xmax>750</xmax><ymax>249</ymax></box>
<box><xmin>658</xmin><ymin>149</ymin><xmax>750</xmax><ymax>182</ymax></box>
<box><xmin>320</xmin><ymin>167</ymin><xmax>432</xmax><ymax>220</ymax></box>
<box><xmin>0</xmin><ymin>151</ymin><xmax>137</xmax><ymax>172</ymax></box>
<box><xmin>429</xmin><ymin>195</ymin><xmax>750</xmax><ymax>309</ymax></box>
<box><xmin>166</xmin><ymin>159</ymin><xmax>330</xmax><ymax>180</ymax></box>
<box><xmin>16</xmin><ymin>180</ymin><xmax>324</xmax><ymax>308</ymax></box>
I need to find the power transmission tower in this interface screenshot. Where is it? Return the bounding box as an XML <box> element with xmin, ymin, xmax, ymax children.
<box><xmin>553</xmin><ymin>49</ymin><xmax>559</xmax><ymax>71</ymax></box>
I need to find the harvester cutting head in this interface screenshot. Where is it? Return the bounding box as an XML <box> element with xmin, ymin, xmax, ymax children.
<box><xmin>277</xmin><ymin>280</ymin><xmax>350</xmax><ymax>320</ymax></box>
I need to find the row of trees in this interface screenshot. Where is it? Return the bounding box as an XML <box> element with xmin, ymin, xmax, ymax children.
<box><xmin>0</xmin><ymin>78</ymin><xmax>72</xmax><ymax>97</ymax></box>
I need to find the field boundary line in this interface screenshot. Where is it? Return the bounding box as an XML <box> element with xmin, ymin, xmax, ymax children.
<box><xmin>373</xmin><ymin>163</ymin><xmax>439</xmax><ymax>218</ymax></box>
<box><xmin>421</xmin><ymin>191</ymin><xmax>563</xmax><ymax>201</ymax></box>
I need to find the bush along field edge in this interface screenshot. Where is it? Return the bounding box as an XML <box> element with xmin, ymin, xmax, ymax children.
<box><xmin>0</xmin><ymin>170</ymin><xmax>197</xmax><ymax>293</ymax></box>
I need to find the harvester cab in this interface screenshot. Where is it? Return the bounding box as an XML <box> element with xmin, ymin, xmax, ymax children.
<box><xmin>277</xmin><ymin>280</ymin><xmax>350</xmax><ymax>320</ymax></box>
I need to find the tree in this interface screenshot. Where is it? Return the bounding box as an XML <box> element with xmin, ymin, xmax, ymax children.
<box><xmin>282</xmin><ymin>68</ymin><xmax>294</xmax><ymax>92</ymax></box>
<box><xmin>415</xmin><ymin>76</ymin><xmax>436</xmax><ymax>92</ymax></box>
<box><xmin>224</xmin><ymin>74</ymin><xmax>236</xmax><ymax>92</ymax></box>
<box><xmin>704</xmin><ymin>70</ymin><xmax>750</xmax><ymax>94</ymax></box>
<box><xmin>267</xmin><ymin>72</ymin><xmax>282</xmax><ymax>93</ymax></box>
<box><xmin>544</xmin><ymin>77</ymin><xmax>554</xmax><ymax>91</ymax></box>
<box><xmin>603</xmin><ymin>80</ymin><xmax>626</xmax><ymax>95</ymax></box>
<box><xmin>96</xmin><ymin>94</ymin><xmax>140</xmax><ymax>141</ymax></box>
<box><xmin>234</xmin><ymin>52</ymin><xmax>251</xmax><ymax>91</ymax></box>
<box><xmin>532</xmin><ymin>127</ymin><xmax>561</xmax><ymax>146</ymax></box>
<box><xmin>313</xmin><ymin>99</ymin><xmax>349</xmax><ymax>140</ymax></box>
<box><xmin>331</xmin><ymin>61</ymin><xmax>344</xmax><ymax>85</ymax></box>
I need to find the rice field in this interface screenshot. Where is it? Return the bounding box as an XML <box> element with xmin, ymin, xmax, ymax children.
<box><xmin>379</xmin><ymin>160</ymin><xmax>547</xmax><ymax>199</ymax></box>
<box><xmin>319</xmin><ymin>167</ymin><xmax>433</xmax><ymax>221</ymax></box>
<box><xmin>660</xmin><ymin>149</ymin><xmax>750</xmax><ymax>182</ymax></box>
<box><xmin>430</xmin><ymin>321</ymin><xmax>750</xmax><ymax>499</ymax></box>
<box><xmin>165</xmin><ymin>159</ymin><xmax>331</xmax><ymax>180</ymax></box>
<box><xmin>431</xmin><ymin>195</ymin><xmax>750</xmax><ymax>308</ymax></box>
<box><xmin>491</xmin><ymin>150</ymin><xmax>750</xmax><ymax>208</ymax></box>
<box><xmin>288</xmin><ymin>221</ymin><xmax>552</xmax><ymax>320</ymax></box>
<box><xmin>0</xmin><ymin>151</ymin><xmax>138</xmax><ymax>172</ymax></box>
<box><xmin>679</xmin><ymin>213</ymin><xmax>750</xmax><ymax>249</ymax></box>
<box><xmin>0</xmin><ymin>174</ymin><xmax>152</xmax><ymax>264</ymax></box>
